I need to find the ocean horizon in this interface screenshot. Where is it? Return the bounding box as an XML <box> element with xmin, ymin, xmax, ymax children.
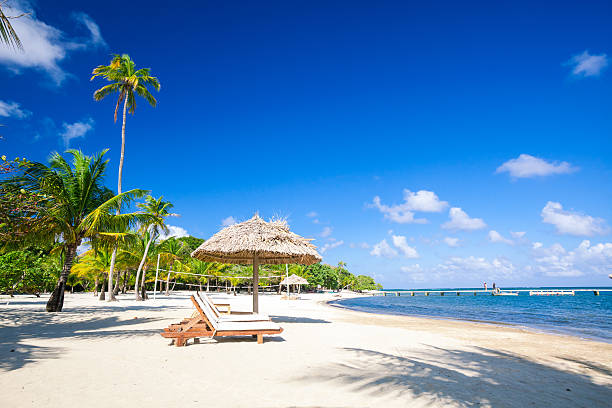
<box><xmin>332</xmin><ymin>287</ymin><xmax>612</xmax><ymax>343</ymax></box>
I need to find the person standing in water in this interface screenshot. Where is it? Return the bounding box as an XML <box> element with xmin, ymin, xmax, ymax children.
<box><xmin>484</xmin><ymin>282</ymin><xmax>487</xmax><ymax>291</ymax></box>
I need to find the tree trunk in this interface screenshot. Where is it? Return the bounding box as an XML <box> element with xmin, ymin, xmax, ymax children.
<box><xmin>113</xmin><ymin>270</ymin><xmax>121</xmax><ymax>295</ymax></box>
<box><xmin>99</xmin><ymin>278</ymin><xmax>106</xmax><ymax>300</ymax></box>
<box><xmin>140</xmin><ymin>266</ymin><xmax>148</xmax><ymax>300</ymax></box>
<box><xmin>105</xmin><ymin>94</ymin><xmax>129</xmax><ymax>302</ymax></box>
<box><xmin>206</xmin><ymin>279</ymin><xmax>210</xmax><ymax>292</ymax></box>
<box><xmin>165</xmin><ymin>271</ymin><xmax>171</xmax><ymax>295</ymax></box>
<box><xmin>121</xmin><ymin>271</ymin><xmax>128</xmax><ymax>294</ymax></box>
<box><xmin>94</xmin><ymin>276</ymin><xmax>99</xmax><ymax>296</ymax></box>
<box><xmin>171</xmin><ymin>279</ymin><xmax>177</xmax><ymax>291</ymax></box>
<box><xmin>134</xmin><ymin>234</ymin><xmax>153</xmax><ymax>300</ymax></box>
<box><xmin>46</xmin><ymin>242</ymin><xmax>79</xmax><ymax>312</ymax></box>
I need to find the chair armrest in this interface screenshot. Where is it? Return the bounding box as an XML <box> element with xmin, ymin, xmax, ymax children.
<box><xmin>215</xmin><ymin>303</ymin><xmax>231</xmax><ymax>314</ymax></box>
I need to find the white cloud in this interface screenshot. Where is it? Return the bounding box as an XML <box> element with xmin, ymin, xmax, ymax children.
<box><xmin>496</xmin><ymin>154</ymin><xmax>576</xmax><ymax>178</ymax></box>
<box><xmin>320</xmin><ymin>240</ymin><xmax>344</xmax><ymax>254</ymax></box>
<box><xmin>436</xmin><ymin>256</ymin><xmax>516</xmax><ymax>280</ymax></box>
<box><xmin>320</xmin><ymin>226</ymin><xmax>333</xmax><ymax>238</ymax></box>
<box><xmin>60</xmin><ymin>118</ymin><xmax>93</xmax><ymax>147</ymax></box>
<box><xmin>541</xmin><ymin>201</ymin><xmax>608</xmax><ymax>236</ymax></box>
<box><xmin>160</xmin><ymin>225</ymin><xmax>189</xmax><ymax>240</ymax></box>
<box><xmin>510</xmin><ymin>231</ymin><xmax>526</xmax><ymax>239</ymax></box>
<box><xmin>442</xmin><ymin>207</ymin><xmax>486</xmax><ymax>231</ymax></box>
<box><xmin>221</xmin><ymin>216</ymin><xmax>237</xmax><ymax>226</ymax></box>
<box><xmin>349</xmin><ymin>242</ymin><xmax>370</xmax><ymax>249</ymax></box>
<box><xmin>402</xmin><ymin>190</ymin><xmax>449</xmax><ymax>212</ymax></box>
<box><xmin>0</xmin><ymin>2</ymin><xmax>106</xmax><ymax>84</ymax></box>
<box><xmin>391</xmin><ymin>235</ymin><xmax>419</xmax><ymax>258</ymax></box>
<box><xmin>370</xmin><ymin>239</ymin><xmax>398</xmax><ymax>258</ymax></box>
<box><xmin>400</xmin><ymin>264</ymin><xmax>426</xmax><ymax>282</ymax></box>
<box><xmin>306</xmin><ymin>211</ymin><xmax>318</xmax><ymax>218</ymax></box>
<box><xmin>566</xmin><ymin>51</ymin><xmax>608</xmax><ymax>77</ymax></box>
<box><xmin>532</xmin><ymin>240</ymin><xmax>612</xmax><ymax>277</ymax></box>
<box><xmin>488</xmin><ymin>230</ymin><xmax>513</xmax><ymax>245</ymax></box>
<box><xmin>370</xmin><ymin>189</ymin><xmax>447</xmax><ymax>224</ymax></box>
<box><xmin>72</xmin><ymin>12</ymin><xmax>107</xmax><ymax>47</ymax></box>
<box><xmin>443</xmin><ymin>237</ymin><xmax>460</xmax><ymax>247</ymax></box>
<box><xmin>0</xmin><ymin>100</ymin><xmax>31</xmax><ymax>118</ymax></box>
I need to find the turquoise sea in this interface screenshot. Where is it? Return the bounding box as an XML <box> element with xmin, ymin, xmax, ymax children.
<box><xmin>332</xmin><ymin>287</ymin><xmax>612</xmax><ymax>342</ymax></box>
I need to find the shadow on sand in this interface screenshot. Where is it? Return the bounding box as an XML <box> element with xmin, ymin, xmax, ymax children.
<box><xmin>291</xmin><ymin>346</ymin><xmax>612</xmax><ymax>407</ymax></box>
<box><xmin>0</xmin><ymin>297</ymin><xmax>190</xmax><ymax>371</ymax></box>
<box><xmin>270</xmin><ymin>315</ymin><xmax>331</xmax><ymax>324</ymax></box>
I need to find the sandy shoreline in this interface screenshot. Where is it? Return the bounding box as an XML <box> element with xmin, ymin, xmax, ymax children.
<box><xmin>1</xmin><ymin>291</ymin><xmax>611</xmax><ymax>407</ymax></box>
<box><xmin>327</xmin><ymin>297</ymin><xmax>612</xmax><ymax>344</ymax></box>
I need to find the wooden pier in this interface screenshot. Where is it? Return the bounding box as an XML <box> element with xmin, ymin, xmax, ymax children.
<box><xmin>371</xmin><ymin>288</ymin><xmax>611</xmax><ymax>297</ymax></box>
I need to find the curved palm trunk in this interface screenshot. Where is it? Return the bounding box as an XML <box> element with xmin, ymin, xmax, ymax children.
<box><xmin>106</xmin><ymin>94</ymin><xmax>129</xmax><ymax>302</ymax></box>
<box><xmin>140</xmin><ymin>265</ymin><xmax>148</xmax><ymax>300</ymax></box>
<box><xmin>46</xmin><ymin>242</ymin><xmax>78</xmax><ymax>312</ymax></box>
<box><xmin>134</xmin><ymin>234</ymin><xmax>153</xmax><ymax>300</ymax></box>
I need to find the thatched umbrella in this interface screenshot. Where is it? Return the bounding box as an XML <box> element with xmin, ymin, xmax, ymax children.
<box><xmin>191</xmin><ymin>215</ymin><xmax>321</xmax><ymax>313</ymax></box>
<box><xmin>280</xmin><ymin>273</ymin><xmax>309</xmax><ymax>295</ymax></box>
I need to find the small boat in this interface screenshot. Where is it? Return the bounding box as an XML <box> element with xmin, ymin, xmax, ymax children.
<box><xmin>493</xmin><ymin>291</ymin><xmax>518</xmax><ymax>296</ymax></box>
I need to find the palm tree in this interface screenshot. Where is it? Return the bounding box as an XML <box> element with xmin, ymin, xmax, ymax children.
<box><xmin>133</xmin><ymin>196</ymin><xmax>175</xmax><ymax>300</ymax></box>
<box><xmin>0</xmin><ymin>3</ymin><xmax>26</xmax><ymax>50</ymax></box>
<box><xmin>91</xmin><ymin>54</ymin><xmax>161</xmax><ymax>300</ymax></box>
<box><xmin>1</xmin><ymin>149</ymin><xmax>149</xmax><ymax>311</ymax></box>
<box><xmin>71</xmin><ymin>248</ymin><xmax>114</xmax><ymax>296</ymax></box>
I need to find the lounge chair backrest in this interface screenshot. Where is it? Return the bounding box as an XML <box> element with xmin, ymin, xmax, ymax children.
<box><xmin>200</xmin><ymin>292</ymin><xmax>221</xmax><ymax>318</ymax></box>
<box><xmin>194</xmin><ymin>294</ymin><xmax>219</xmax><ymax>330</ymax></box>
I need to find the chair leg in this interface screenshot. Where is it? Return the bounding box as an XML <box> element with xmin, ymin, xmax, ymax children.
<box><xmin>257</xmin><ymin>334</ymin><xmax>263</xmax><ymax>344</ymax></box>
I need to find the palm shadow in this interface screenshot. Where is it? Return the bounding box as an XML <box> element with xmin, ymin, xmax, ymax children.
<box><xmin>269</xmin><ymin>315</ymin><xmax>331</xmax><ymax>324</ymax></box>
<box><xmin>0</xmin><ymin>303</ymin><xmax>176</xmax><ymax>371</ymax></box>
<box><xmin>291</xmin><ymin>346</ymin><xmax>612</xmax><ymax>407</ymax></box>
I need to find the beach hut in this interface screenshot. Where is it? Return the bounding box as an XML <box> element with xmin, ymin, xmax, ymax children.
<box><xmin>280</xmin><ymin>274</ymin><xmax>309</xmax><ymax>296</ymax></box>
<box><xmin>191</xmin><ymin>215</ymin><xmax>321</xmax><ymax>313</ymax></box>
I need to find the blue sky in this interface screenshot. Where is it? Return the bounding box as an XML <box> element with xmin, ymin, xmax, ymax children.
<box><xmin>1</xmin><ymin>0</ymin><xmax>611</xmax><ymax>288</ymax></box>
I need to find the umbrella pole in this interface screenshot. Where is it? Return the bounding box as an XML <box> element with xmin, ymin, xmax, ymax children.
<box><xmin>253</xmin><ymin>255</ymin><xmax>259</xmax><ymax>313</ymax></box>
<box><xmin>286</xmin><ymin>263</ymin><xmax>289</xmax><ymax>298</ymax></box>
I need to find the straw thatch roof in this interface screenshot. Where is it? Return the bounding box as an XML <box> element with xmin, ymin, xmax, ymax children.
<box><xmin>280</xmin><ymin>274</ymin><xmax>309</xmax><ymax>286</ymax></box>
<box><xmin>191</xmin><ymin>214</ymin><xmax>322</xmax><ymax>265</ymax></box>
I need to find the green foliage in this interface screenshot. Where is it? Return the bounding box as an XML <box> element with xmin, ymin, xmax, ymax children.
<box><xmin>354</xmin><ymin>275</ymin><xmax>383</xmax><ymax>291</ymax></box>
<box><xmin>91</xmin><ymin>54</ymin><xmax>161</xmax><ymax>122</ymax></box>
<box><xmin>177</xmin><ymin>236</ymin><xmax>204</xmax><ymax>252</ymax></box>
<box><xmin>0</xmin><ymin>248</ymin><xmax>59</xmax><ymax>294</ymax></box>
<box><xmin>306</xmin><ymin>263</ymin><xmax>339</xmax><ymax>290</ymax></box>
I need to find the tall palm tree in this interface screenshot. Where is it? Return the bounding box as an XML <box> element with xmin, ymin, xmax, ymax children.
<box><xmin>133</xmin><ymin>196</ymin><xmax>175</xmax><ymax>300</ymax></box>
<box><xmin>91</xmin><ymin>54</ymin><xmax>161</xmax><ymax>300</ymax></box>
<box><xmin>1</xmin><ymin>149</ymin><xmax>149</xmax><ymax>311</ymax></box>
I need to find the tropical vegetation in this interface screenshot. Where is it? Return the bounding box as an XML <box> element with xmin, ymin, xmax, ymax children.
<box><xmin>0</xmin><ymin>53</ymin><xmax>381</xmax><ymax>311</ymax></box>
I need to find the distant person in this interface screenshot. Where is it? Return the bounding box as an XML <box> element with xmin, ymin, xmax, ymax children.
<box><xmin>492</xmin><ymin>282</ymin><xmax>496</xmax><ymax>291</ymax></box>
<box><xmin>484</xmin><ymin>282</ymin><xmax>487</xmax><ymax>291</ymax></box>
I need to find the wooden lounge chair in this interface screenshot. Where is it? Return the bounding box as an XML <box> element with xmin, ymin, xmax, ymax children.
<box><xmin>161</xmin><ymin>295</ymin><xmax>283</xmax><ymax>346</ymax></box>
<box><xmin>198</xmin><ymin>292</ymin><xmax>270</xmax><ymax>322</ymax></box>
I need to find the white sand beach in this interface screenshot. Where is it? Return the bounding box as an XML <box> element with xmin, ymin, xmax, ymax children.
<box><xmin>1</xmin><ymin>291</ymin><xmax>611</xmax><ymax>408</ymax></box>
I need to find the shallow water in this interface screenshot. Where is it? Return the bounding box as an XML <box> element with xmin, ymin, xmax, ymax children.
<box><xmin>333</xmin><ymin>288</ymin><xmax>612</xmax><ymax>342</ymax></box>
